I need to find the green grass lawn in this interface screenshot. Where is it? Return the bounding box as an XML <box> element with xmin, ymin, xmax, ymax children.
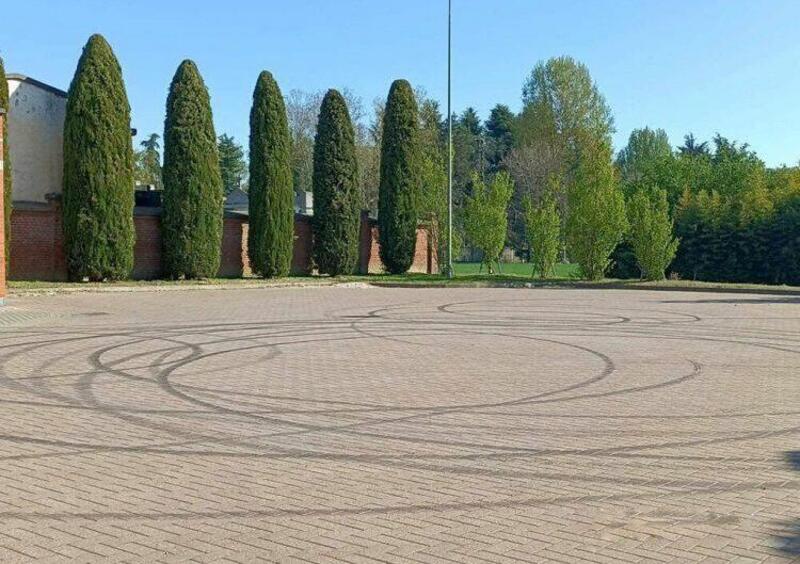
<box><xmin>10</xmin><ymin>262</ymin><xmax>800</xmax><ymax>295</ymax></box>
<box><xmin>453</xmin><ymin>262</ymin><xmax>580</xmax><ymax>279</ymax></box>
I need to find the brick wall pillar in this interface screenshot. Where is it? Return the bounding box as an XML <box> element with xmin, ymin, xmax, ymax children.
<box><xmin>0</xmin><ymin>109</ymin><xmax>6</xmax><ymax>303</ymax></box>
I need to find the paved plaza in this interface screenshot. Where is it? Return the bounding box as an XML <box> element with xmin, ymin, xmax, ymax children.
<box><xmin>0</xmin><ymin>286</ymin><xmax>798</xmax><ymax>563</ymax></box>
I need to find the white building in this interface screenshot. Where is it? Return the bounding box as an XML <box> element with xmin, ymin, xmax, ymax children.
<box><xmin>7</xmin><ymin>74</ymin><xmax>67</xmax><ymax>205</ymax></box>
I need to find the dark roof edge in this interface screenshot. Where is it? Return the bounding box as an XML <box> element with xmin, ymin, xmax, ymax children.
<box><xmin>7</xmin><ymin>74</ymin><xmax>68</xmax><ymax>98</ymax></box>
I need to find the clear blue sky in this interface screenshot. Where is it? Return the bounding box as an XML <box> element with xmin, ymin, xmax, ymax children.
<box><xmin>3</xmin><ymin>0</ymin><xmax>800</xmax><ymax>166</ymax></box>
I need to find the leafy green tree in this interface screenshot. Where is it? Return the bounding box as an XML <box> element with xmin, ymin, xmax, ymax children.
<box><xmin>162</xmin><ymin>60</ymin><xmax>224</xmax><ymax>279</ymax></box>
<box><xmin>627</xmin><ymin>189</ymin><xmax>679</xmax><ymax>280</ymax></box>
<box><xmin>218</xmin><ymin>134</ymin><xmax>247</xmax><ymax>194</ymax></box>
<box><xmin>566</xmin><ymin>138</ymin><xmax>627</xmax><ymax>280</ymax></box>
<box><xmin>510</xmin><ymin>57</ymin><xmax>614</xmax><ymax>258</ymax></box>
<box><xmin>523</xmin><ymin>189</ymin><xmax>561</xmax><ymax>278</ymax></box>
<box><xmin>378</xmin><ymin>79</ymin><xmax>420</xmax><ymax>274</ymax></box>
<box><xmin>463</xmin><ymin>171</ymin><xmax>514</xmax><ymax>274</ymax></box>
<box><xmin>517</xmin><ymin>56</ymin><xmax>614</xmax><ymax>150</ymax></box>
<box><xmin>62</xmin><ymin>34</ymin><xmax>135</xmax><ymax>281</ymax></box>
<box><xmin>247</xmin><ymin>71</ymin><xmax>294</xmax><ymax>278</ymax></box>
<box><xmin>616</xmin><ymin>128</ymin><xmax>678</xmax><ymax>200</ymax></box>
<box><xmin>312</xmin><ymin>89</ymin><xmax>361</xmax><ymax>276</ymax></box>
<box><xmin>0</xmin><ymin>57</ymin><xmax>11</xmax><ymax>264</ymax></box>
<box><xmin>416</xmin><ymin>95</ymin><xmax>450</xmax><ymax>272</ymax></box>
<box><xmin>135</xmin><ymin>133</ymin><xmax>162</xmax><ymax>189</ymax></box>
<box><xmin>610</xmin><ymin>128</ymin><xmax>677</xmax><ymax>277</ymax></box>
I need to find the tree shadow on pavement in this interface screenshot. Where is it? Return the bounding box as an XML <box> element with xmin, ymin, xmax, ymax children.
<box><xmin>772</xmin><ymin>451</ymin><xmax>800</xmax><ymax>556</ymax></box>
<box><xmin>660</xmin><ymin>297</ymin><xmax>800</xmax><ymax>305</ymax></box>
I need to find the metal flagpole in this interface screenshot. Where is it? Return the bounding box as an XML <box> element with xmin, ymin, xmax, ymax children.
<box><xmin>447</xmin><ymin>0</ymin><xmax>454</xmax><ymax>278</ymax></box>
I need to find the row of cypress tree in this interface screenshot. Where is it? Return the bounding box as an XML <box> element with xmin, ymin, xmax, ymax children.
<box><xmin>311</xmin><ymin>79</ymin><xmax>421</xmax><ymax>276</ymax></box>
<box><xmin>59</xmin><ymin>34</ymin><xmax>423</xmax><ymax>281</ymax></box>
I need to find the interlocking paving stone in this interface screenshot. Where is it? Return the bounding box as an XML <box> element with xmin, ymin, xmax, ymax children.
<box><xmin>0</xmin><ymin>287</ymin><xmax>798</xmax><ymax>562</ymax></box>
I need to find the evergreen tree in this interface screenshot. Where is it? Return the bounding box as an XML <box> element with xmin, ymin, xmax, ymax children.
<box><xmin>62</xmin><ymin>34</ymin><xmax>135</xmax><ymax>281</ymax></box>
<box><xmin>161</xmin><ymin>60</ymin><xmax>223</xmax><ymax>279</ymax></box>
<box><xmin>312</xmin><ymin>89</ymin><xmax>360</xmax><ymax>275</ymax></box>
<box><xmin>248</xmin><ymin>71</ymin><xmax>294</xmax><ymax>278</ymax></box>
<box><xmin>485</xmin><ymin>103</ymin><xmax>515</xmax><ymax>172</ymax></box>
<box><xmin>378</xmin><ymin>79</ymin><xmax>420</xmax><ymax>274</ymax></box>
<box><xmin>217</xmin><ymin>134</ymin><xmax>247</xmax><ymax>194</ymax></box>
<box><xmin>0</xmin><ymin>57</ymin><xmax>11</xmax><ymax>264</ymax></box>
<box><xmin>135</xmin><ymin>133</ymin><xmax>163</xmax><ymax>189</ymax></box>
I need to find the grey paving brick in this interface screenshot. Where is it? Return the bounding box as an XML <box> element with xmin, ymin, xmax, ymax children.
<box><xmin>0</xmin><ymin>287</ymin><xmax>796</xmax><ymax>562</ymax></box>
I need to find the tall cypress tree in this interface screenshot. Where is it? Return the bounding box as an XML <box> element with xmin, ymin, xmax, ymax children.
<box><xmin>312</xmin><ymin>89</ymin><xmax>360</xmax><ymax>276</ymax></box>
<box><xmin>0</xmin><ymin>57</ymin><xmax>11</xmax><ymax>265</ymax></box>
<box><xmin>378</xmin><ymin>79</ymin><xmax>420</xmax><ymax>274</ymax></box>
<box><xmin>162</xmin><ymin>60</ymin><xmax>223</xmax><ymax>279</ymax></box>
<box><xmin>62</xmin><ymin>34</ymin><xmax>135</xmax><ymax>281</ymax></box>
<box><xmin>248</xmin><ymin>71</ymin><xmax>294</xmax><ymax>278</ymax></box>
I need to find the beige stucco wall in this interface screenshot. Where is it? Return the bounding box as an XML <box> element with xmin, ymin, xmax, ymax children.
<box><xmin>8</xmin><ymin>76</ymin><xmax>66</xmax><ymax>204</ymax></box>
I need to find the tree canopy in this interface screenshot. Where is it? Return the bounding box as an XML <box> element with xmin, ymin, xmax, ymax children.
<box><xmin>312</xmin><ymin>89</ymin><xmax>361</xmax><ymax>276</ymax></box>
<box><xmin>62</xmin><ymin>34</ymin><xmax>136</xmax><ymax>281</ymax></box>
<box><xmin>378</xmin><ymin>79</ymin><xmax>420</xmax><ymax>274</ymax></box>
<box><xmin>464</xmin><ymin>172</ymin><xmax>514</xmax><ymax>274</ymax></box>
<box><xmin>248</xmin><ymin>71</ymin><xmax>294</xmax><ymax>278</ymax></box>
<box><xmin>161</xmin><ymin>59</ymin><xmax>224</xmax><ymax>279</ymax></box>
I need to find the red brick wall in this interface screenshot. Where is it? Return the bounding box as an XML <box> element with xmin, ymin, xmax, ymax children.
<box><xmin>359</xmin><ymin>215</ymin><xmax>435</xmax><ymax>275</ymax></box>
<box><xmin>8</xmin><ymin>205</ymin><xmax>436</xmax><ymax>280</ymax></box>
<box><xmin>9</xmin><ymin>204</ymin><xmax>67</xmax><ymax>281</ymax></box>
<box><xmin>411</xmin><ymin>227</ymin><xmax>436</xmax><ymax>274</ymax></box>
<box><xmin>292</xmin><ymin>215</ymin><xmax>313</xmax><ymax>275</ymax></box>
<box><xmin>219</xmin><ymin>217</ymin><xmax>247</xmax><ymax>278</ymax></box>
<box><xmin>132</xmin><ymin>214</ymin><xmax>161</xmax><ymax>279</ymax></box>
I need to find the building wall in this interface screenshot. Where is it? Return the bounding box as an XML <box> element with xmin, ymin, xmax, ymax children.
<box><xmin>9</xmin><ymin>206</ymin><xmax>435</xmax><ymax>281</ymax></box>
<box><xmin>7</xmin><ymin>76</ymin><xmax>67</xmax><ymax>204</ymax></box>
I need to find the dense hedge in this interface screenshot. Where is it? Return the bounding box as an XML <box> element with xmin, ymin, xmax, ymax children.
<box><xmin>0</xmin><ymin>57</ymin><xmax>10</xmax><ymax>264</ymax></box>
<box><xmin>248</xmin><ymin>71</ymin><xmax>294</xmax><ymax>278</ymax></box>
<box><xmin>162</xmin><ymin>60</ymin><xmax>224</xmax><ymax>279</ymax></box>
<box><xmin>312</xmin><ymin>89</ymin><xmax>361</xmax><ymax>276</ymax></box>
<box><xmin>672</xmin><ymin>194</ymin><xmax>800</xmax><ymax>285</ymax></box>
<box><xmin>378</xmin><ymin>79</ymin><xmax>420</xmax><ymax>274</ymax></box>
<box><xmin>62</xmin><ymin>34</ymin><xmax>135</xmax><ymax>281</ymax></box>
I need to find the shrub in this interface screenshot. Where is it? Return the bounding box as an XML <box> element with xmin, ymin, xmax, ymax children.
<box><xmin>162</xmin><ymin>60</ymin><xmax>224</xmax><ymax>279</ymax></box>
<box><xmin>248</xmin><ymin>71</ymin><xmax>294</xmax><ymax>278</ymax></box>
<box><xmin>62</xmin><ymin>34</ymin><xmax>135</xmax><ymax>281</ymax></box>
<box><xmin>378</xmin><ymin>79</ymin><xmax>420</xmax><ymax>274</ymax></box>
<box><xmin>312</xmin><ymin>89</ymin><xmax>360</xmax><ymax>275</ymax></box>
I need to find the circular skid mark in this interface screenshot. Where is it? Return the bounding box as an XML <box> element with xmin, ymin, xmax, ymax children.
<box><xmin>0</xmin><ymin>297</ymin><xmax>796</xmax><ymax>494</ymax></box>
